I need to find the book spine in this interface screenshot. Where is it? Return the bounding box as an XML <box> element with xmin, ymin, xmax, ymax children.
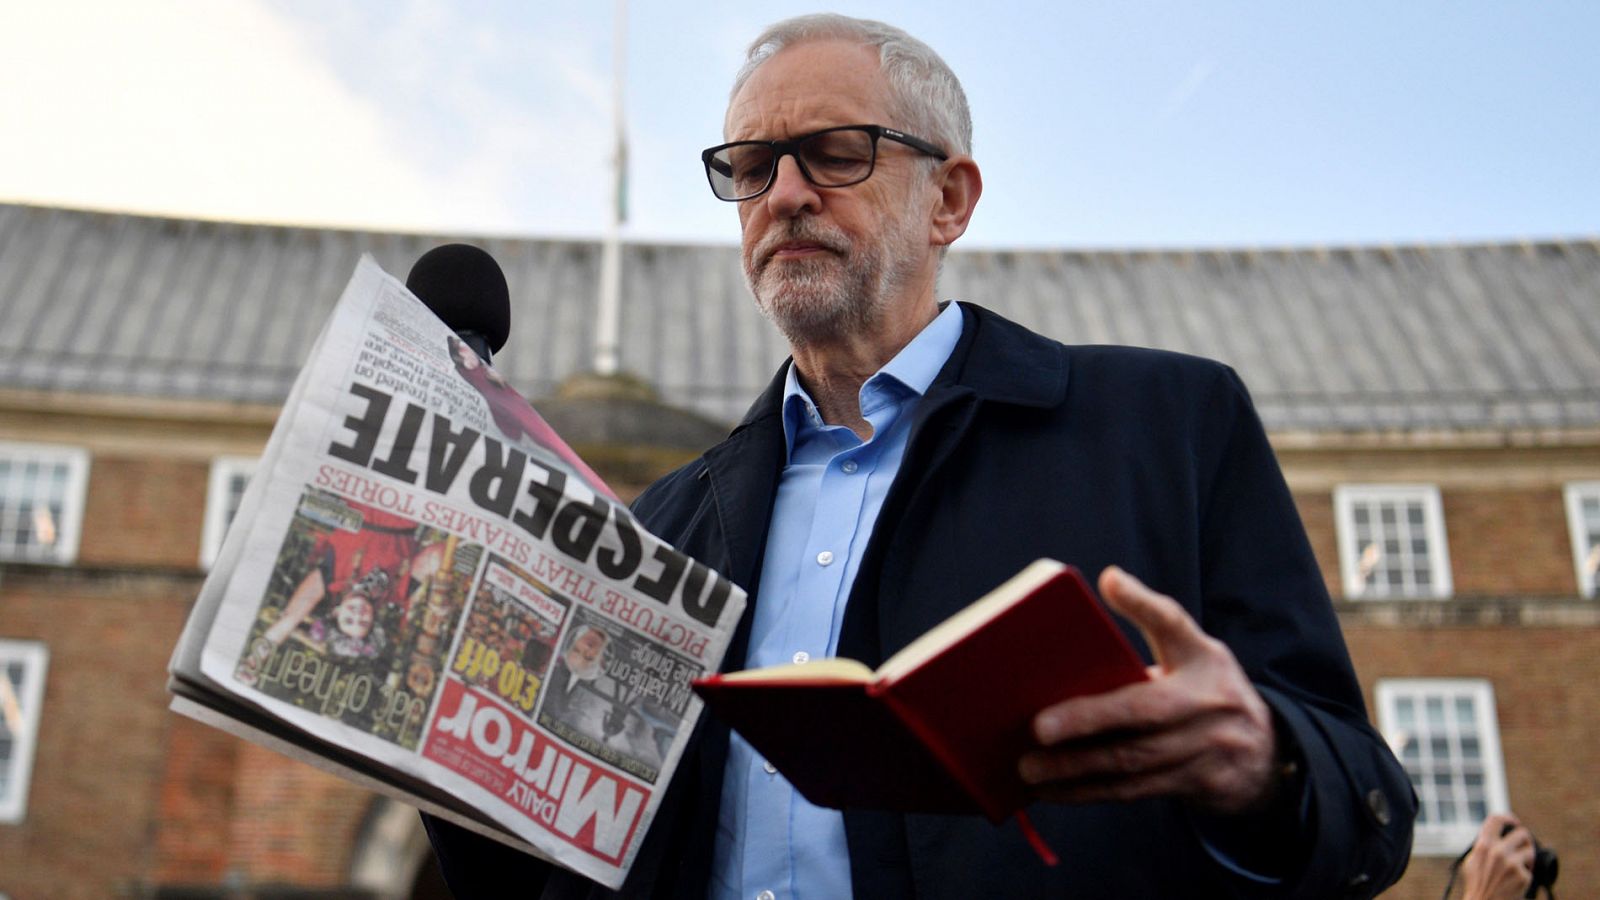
<box><xmin>868</xmin><ymin>681</ymin><xmax>1008</xmax><ymax>823</ymax></box>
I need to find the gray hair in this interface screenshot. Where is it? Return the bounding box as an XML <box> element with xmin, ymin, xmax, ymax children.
<box><xmin>729</xmin><ymin>14</ymin><xmax>972</xmax><ymax>157</ymax></box>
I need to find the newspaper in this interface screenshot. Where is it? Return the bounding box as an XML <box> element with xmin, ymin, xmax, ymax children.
<box><xmin>168</xmin><ymin>255</ymin><xmax>745</xmax><ymax>888</ymax></box>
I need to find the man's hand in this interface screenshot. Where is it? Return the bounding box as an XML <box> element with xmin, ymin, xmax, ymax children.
<box><xmin>1018</xmin><ymin>566</ymin><xmax>1281</xmax><ymax>815</ymax></box>
<box><xmin>1460</xmin><ymin>814</ymin><xmax>1535</xmax><ymax>900</ymax></box>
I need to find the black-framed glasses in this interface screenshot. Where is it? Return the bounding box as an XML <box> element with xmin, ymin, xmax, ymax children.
<box><xmin>701</xmin><ymin>124</ymin><xmax>949</xmax><ymax>202</ymax></box>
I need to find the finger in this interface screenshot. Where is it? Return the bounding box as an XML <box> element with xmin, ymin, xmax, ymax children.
<box><xmin>1478</xmin><ymin>812</ymin><xmax>1518</xmax><ymax>843</ymax></box>
<box><xmin>1030</xmin><ymin>762</ymin><xmax>1193</xmax><ymax>807</ymax></box>
<box><xmin>1098</xmin><ymin>566</ymin><xmax>1209</xmax><ymax>668</ymax></box>
<box><xmin>1020</xmin><ymin>721</ymin><xmax>1214</xmax><ymax>785</ymax></box>
<box><xmin>1033</xmin><ymin>678</ymin><xmax>1193</xmax><ymax>744</ymax></box>
<box><xmin>1029</xmin><ymin>748</ymin><xmax>1257</xmax><ymax>811</ymax></box>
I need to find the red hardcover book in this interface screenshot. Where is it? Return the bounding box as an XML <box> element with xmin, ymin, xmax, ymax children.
<box><xmin>691</xmin><ymin>560</ymin><xmax>1149</xmax><ymax>824</ymax></box>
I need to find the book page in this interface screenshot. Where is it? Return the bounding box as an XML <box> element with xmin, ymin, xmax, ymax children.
<box><xmin>715</xmin><ymin>658</ymin><xmax>876</xmax><ymax>684</ymax></box>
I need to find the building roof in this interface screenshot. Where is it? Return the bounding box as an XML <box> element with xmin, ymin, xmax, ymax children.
<box><xmin>2</xmin><ymin>202</ymin><xmax>1597</xmax><ymax>433</ymax></box>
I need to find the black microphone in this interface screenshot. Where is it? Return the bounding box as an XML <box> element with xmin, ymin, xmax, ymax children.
<box><xmin>406</xmin><ymin>243</ymin><xmax>512</xmax><ymax>363</ymax></box>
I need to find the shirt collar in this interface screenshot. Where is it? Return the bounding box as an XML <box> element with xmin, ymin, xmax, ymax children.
<box><xmin>780</xmin><ymin>301</ymin><xmax>965</xmax><ymax>450</ymax></box>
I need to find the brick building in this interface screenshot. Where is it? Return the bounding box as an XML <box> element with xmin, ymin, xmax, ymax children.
<box><xmin>0</xmin><ymin>202</ymin><xmax>1596</xmax><ymax>897</ymax></box>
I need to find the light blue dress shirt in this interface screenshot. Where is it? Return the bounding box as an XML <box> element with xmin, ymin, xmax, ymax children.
<box><xmin>707</xmin><ymin>302</ymin><xmax>965</xmax><ymax>900</ymax></box>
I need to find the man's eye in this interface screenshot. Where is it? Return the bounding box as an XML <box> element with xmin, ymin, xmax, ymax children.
<box><xmin>812</xmin><ymin>154</ymin><xmax>863</xmax><ymax>169</ymax></box>
<box><xmin>727</xmin><ymin>152</ymin><xmax>772</xmax><ymax>182</ymax></box>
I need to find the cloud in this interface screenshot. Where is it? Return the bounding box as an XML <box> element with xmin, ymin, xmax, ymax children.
<box><xmin>254</xmin><ymin>0</ymin><xmax>619</xmax><ymax>235</ymax></box>
<box><xmin>0</xmin><ymin>0</ymin><xmax>524</xmax><ymax>231</ymax></box>
<box><xmin>1158</xmin><ymin>57</ymin><xmax>1217</xmax><ymax>122</ymax></box>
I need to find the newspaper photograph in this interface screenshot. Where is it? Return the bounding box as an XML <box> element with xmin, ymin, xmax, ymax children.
<box><xmin>168</xmin><ymin>255</ymin><xmax>745</xmax><ymax>888</ymax></box>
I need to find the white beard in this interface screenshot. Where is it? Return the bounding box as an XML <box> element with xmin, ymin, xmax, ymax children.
<box><xmin>744</xmin><ymin>210</ymin><xmax>924</xmax><ymax>347</ymax></box>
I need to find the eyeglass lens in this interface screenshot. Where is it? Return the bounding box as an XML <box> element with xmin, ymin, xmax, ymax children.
<box><xmin>709</xmin><ymin>128</ymin><xmax>877</xmax><ymax>199</ymax></box>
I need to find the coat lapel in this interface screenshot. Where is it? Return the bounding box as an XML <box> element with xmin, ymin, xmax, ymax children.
<box><xmin>838</xmin><ymin>304</ymin><xmax>1072</xmax><ymax>664</ymax></box>
<box><xmin>698</xmin><ymin>364</ymin><xmax>789</xmax><ymax>596</ymax></box>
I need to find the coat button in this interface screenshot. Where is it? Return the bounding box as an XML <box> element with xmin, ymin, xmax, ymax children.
<box><xmin>1345</xmin><ymin>872</ymin><xmax>1371</xmax><ymax>895</ymax></box>
<box><xmin>1366</xmin><ymin>788</ymin><xmax>1391</xmax><ymax>826</ymax></box>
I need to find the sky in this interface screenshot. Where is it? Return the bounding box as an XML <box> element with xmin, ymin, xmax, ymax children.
<box><xmin>2</xmin><ymin>0</ymin><xmax>1596</xmax><ymax>249</ymax></box>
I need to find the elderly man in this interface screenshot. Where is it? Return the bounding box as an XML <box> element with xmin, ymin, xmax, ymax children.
<box><xmin>428</xmin><ymin>13</ymin><xmax>1414</xmax><ymax>898</ymax></box>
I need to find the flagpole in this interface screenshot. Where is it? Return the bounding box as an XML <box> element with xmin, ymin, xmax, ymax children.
<box><xmin>594</xmin><ymin>0</ymin><xmax>626</xmax><ymax>376</ymax></box>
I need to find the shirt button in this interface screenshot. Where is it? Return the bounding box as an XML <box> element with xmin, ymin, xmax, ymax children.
<box><xmin>816</xmin><ymin>550</ymin><xmax>834</xmax><ymax>566</ymax></box>
<box><xmin>792</xmin><ymin>650</ymin><xmax>810</xmax><ymax>664</ymax></box>
<box><xmin>840</xmin><ymin>459</ymin><xmax>859</xmax><ymax>474</ymax></box>
<box><xmin>757</xmin><ymin>891</ymin><xmax>776</xmax><ymax>900</ymax></box>
<box><xmin>763</xmin><ymin>761</ymin><xmax>778</xmax><ymax>775</ymax></box>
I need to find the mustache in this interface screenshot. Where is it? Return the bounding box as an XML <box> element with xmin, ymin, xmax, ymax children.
<box><xmin>751</xmin><ymin>221</ymin><xmax>850</xmax><ymax>269</ymax></box>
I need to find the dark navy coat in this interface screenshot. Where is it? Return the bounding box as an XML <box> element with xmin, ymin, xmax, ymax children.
<box><xmin>428</xmin><ymin>303</ymin><xmax>1414</xmax><ymax>898</ymax></box>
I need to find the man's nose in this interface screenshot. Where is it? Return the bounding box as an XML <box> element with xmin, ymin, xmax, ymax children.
<box><xmin>764</xmin><ymin>155</ymin><xmax>821</xmax><ymax>218</ymax></box>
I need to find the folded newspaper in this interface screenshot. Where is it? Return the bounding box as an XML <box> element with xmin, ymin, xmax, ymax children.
<box><xmin>168</xmin><ymin>256</ymin><xmax>745</xmax><ymax>888</ymax></box>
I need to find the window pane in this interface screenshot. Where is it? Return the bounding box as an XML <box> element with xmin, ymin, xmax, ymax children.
<box><xmin>0</xmin><ymin>447</ymin><xmax>83</xmax><ymax>564</ymax></box>
<box><xmin>1379</xmin><ymin>680</ymin><xmax>1505</xmax><ymax>855</ymax></box>
<box><xmin>202</xmin><ymin>458</ymin><xmax>259</xmax><ymax>569</ymax></box>
<box><xmin>0</xmin><ymin>641</ymin><xmax>49</xmax><ymax>822</ymax></box>
<box><xmin>1340</xmin><ymin>487</ymin><xmax>1448</xmax><ymax>599</ymax></box>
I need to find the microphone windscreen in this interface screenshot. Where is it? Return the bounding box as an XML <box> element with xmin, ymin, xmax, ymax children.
<box><xmin>406</xmin><ymin>243</ymin><xmax>512</xmax><ymax>353</ymax></box>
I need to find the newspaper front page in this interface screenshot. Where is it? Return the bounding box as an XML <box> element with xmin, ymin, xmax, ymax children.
<box><xmin>169</xmin><ymin>256</ymin><xmax>744</xmax><ymax>888</ymax></box>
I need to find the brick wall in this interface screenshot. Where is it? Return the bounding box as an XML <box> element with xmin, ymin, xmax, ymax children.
<box><xmin>0</xmin><ymin>570</ymin><xmax>197</xmax><ymax>900</ymax></box>
<box><xmin>152</xmin><ymin>717</ymin><xmax>241</xmax><ymax>882</ymax></box>
<box><xmin>227</xmin><ymin>745</ymin><xmax>375</xmax><ymax>885</ymax></box>
<box><xmin>1444</xmin><ymin>488</ymin><xmax>1576</xmax><ymax>596</ymax></box>
<box><xmin>1345</xmin><ymin>622</ymin><xmax>1600</xmax><ymax>899</ymax></box>
<box><xmin>78</xmin><ymin>455</ymin><xmax>210</xmax><ymax>570</ymax></box>
<box><xmin>1292</xmin><ymin>489</ymin><xmax>1342</xmax><ymax>598</ymax></box>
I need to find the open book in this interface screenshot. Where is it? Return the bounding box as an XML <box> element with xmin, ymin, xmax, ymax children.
<box><xmin>692</xmin><ymin>560</ymin><xmax>1147</xmax><ymax>828</ymax></box>
<box><xmin>167</xmin><ymin>256</ymin><xmax>745</xmax><ymax>889</ymax></box>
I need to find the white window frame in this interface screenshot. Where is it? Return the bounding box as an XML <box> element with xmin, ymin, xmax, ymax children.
<box><xmin>1376</xmin><ymin>678</ymin><xmax>1508</xmax><ymax>856</ymax></box>
<box><xmin>0</xmin><ymin>639</ymin><xmax>50</xmax><ymax>824</ymax></box>
<box><xmin>0</xmin><ymin>440</ymin><xmax>90</xmax><ymax>565</ymax></box>
<box><xmin>200</xmin><ymin>456</ymin><xmax>258</xmax><ymax>570</ymax></box>
<box><xmin>1334</xmin><ymin>484</ymin><xmax>1453</xmax><ymax>599</ymax></box>
<box><xmin>1563</xmin><ymin>481</ymin><xmax>1600</xmax><ymax>599</ymax></box>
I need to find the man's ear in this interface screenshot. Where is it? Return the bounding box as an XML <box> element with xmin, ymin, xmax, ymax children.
<box><xmin>929</xmin><ymin>157</ymin><xmax>983</xmax><ymax>248</ymax></box>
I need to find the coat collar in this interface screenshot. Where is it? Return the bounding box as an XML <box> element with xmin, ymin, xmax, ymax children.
<box><xmin>697</xmin><ymin>303</ymin><xmax>1069</xmax><ymax>589</ymax></box>
<box><xmin>728</xmin><ymin>302</ymin><xmax>1070</xmax><ymax>431</ymax></box>
<box><xmin>930</xmin><ymin>302</ymin><xmax>1069</xmax><ymax>408</ymax></box>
